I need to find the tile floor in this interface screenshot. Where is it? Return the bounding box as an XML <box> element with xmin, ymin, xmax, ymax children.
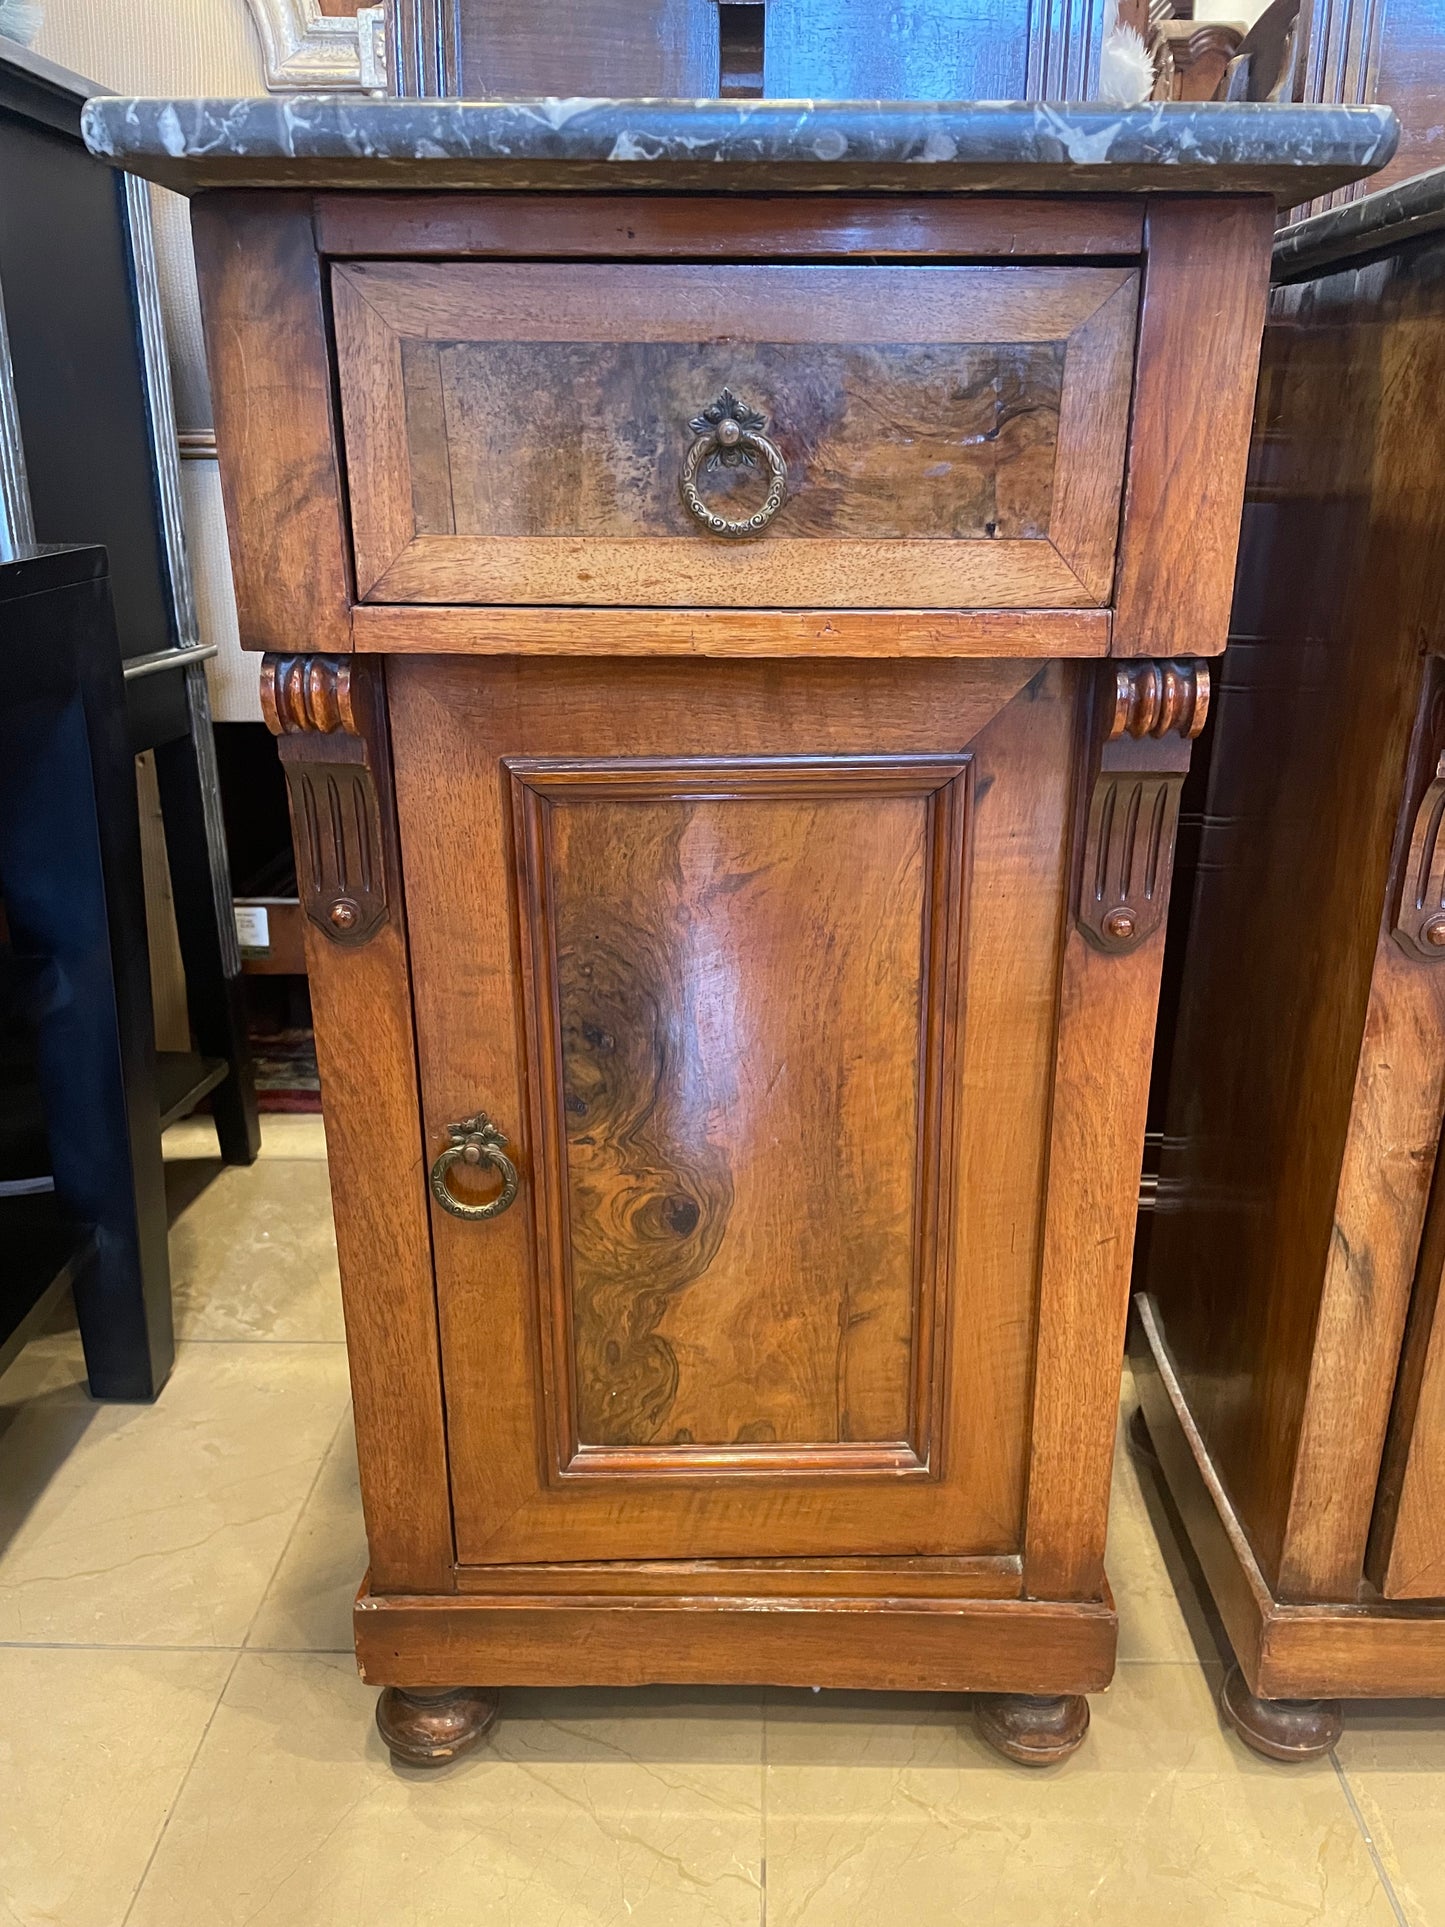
<box><xmin>2</xmin><ymin>1115</ymin><xmax>1443</xmax><ymax>1924</ymax></box>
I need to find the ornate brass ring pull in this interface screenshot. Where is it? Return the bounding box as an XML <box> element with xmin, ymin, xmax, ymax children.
<box><xmin>429</xmin><ymin>1113</ymin><xmax>519</xmax><ymax>1222</ymax></box>
<box><xmin>681</xmin><ymin>388</ymin><xmax>787</xmax><ymax>539</ymax></box>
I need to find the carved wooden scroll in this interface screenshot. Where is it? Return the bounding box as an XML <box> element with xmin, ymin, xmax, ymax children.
<box><xmin>1393</xmin><ymin>668</ymin><xmax>1445</xmax><ymax>962</ymax></box>
<box><xmin>1077</xmin><ymin>660</ymin><xmax>1209</xmax><ymax>955</ymax></box>
<box><xmin>261</xmin><ymin>653</ymin><xmax>391</xmax><ymax>946</ymax></box>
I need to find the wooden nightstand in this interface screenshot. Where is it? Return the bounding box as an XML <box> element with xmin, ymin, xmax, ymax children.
<box><xmin>83</xmin><ymin>95</ymin><xmax>1393</xmax><ymax>1765</ymax></box>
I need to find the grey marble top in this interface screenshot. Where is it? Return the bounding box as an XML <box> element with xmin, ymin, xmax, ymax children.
<box><xmin>81</xmin><ymin>96</ymin><xmax>1397</xmax><ymax>202</ymax></box>
<box><xmin>1274</xmin><ymin>166</ymin><xmax>1445</xmax><ymax>281</ymax></box>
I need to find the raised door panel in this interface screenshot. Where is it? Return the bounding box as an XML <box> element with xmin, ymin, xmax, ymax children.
<box><xmin>388</xmin><ymin>656</ymin><xmax>1077</xmax><ymax>1565</ymax></box>
<box><xmin>512</xmin><ymin>755</ymin><xmax>965</xmax><ymax>1478</ymax></box>
<box><xmin>334</xmin><ymin>262</ymin><xmax>1138</xmax><ymax>609</ymax></box>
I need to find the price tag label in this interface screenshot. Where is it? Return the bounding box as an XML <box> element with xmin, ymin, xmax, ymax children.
<box><xmin>234</xmin><ymin>904</ymin><xmax>271</xmax><ymax>952</ymax></box>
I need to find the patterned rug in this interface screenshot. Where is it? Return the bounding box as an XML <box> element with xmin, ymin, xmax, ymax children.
<box><xmin>248</xmin><ymin>1025</ymin><xmax>322</xmax><ymax>1114</ymax></box>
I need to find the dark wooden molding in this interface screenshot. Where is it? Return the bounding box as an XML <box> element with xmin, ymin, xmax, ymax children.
<box><xmin>1076</xmin><ymin>660</ymin><xmax>1207</xmax><ymax>954</ymax></box>
<box><xmin>260</xmin><ymin>652</ymin><xmax>365</xmax><ymax>736</ymax></box>
<box><xmin>260</xmin><ymin>652</ymin><xmax>391</xmax><ymax>946</ymax></box>
<box><xmin>1105</xmin><ymin>659</ymin><xmax>1210</xmax><ymax>743</ymax></box>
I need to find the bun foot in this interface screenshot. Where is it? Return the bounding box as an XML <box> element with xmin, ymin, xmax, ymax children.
<box><xmin>376</xmin><ymin>1686</ymin><xmax>500</xmax><ymax>1768</ymax></box>
<box><xmin>1127</xmin><ymin>1405</ymin><xmax>1158</xmax><ymax>1468</ymax></box>
<box><xmin>976</xmin><ymin>1693</ymin><xmax>1090</xmax><ymax>1766</ymax></box>
<box><xmin>1219</xmin><ymin>1666</ymin><xmax>1341</xmax><ymax>1762</ymax></box>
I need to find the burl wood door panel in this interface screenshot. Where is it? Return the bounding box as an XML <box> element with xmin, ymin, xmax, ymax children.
<box><xmin>334</xmin><ymin>263</ymin><xmax>1137</xmax><ymax>609</ymax></box>
<box><xmin>389</xmin><ymin>657</ymin><xmax>1076</xmax><ymax>1563</ymax></box>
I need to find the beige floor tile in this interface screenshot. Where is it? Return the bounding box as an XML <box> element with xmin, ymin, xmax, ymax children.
<box><xmin>0</xmin><ymin>1644</ymin><xmax>231</xmax><ymax>1927</ymax></box>
<box><xmin>0</xmin><ymin>1336</ymin><xmax>350</xmax><ymax>1646</ymax></box>
<box><xmin>763</xmin><ymin>1663</ymin><xmax>1400</xmax><ymax>1926</ymax></box>
<box><xmin>127</xmin><ymin>1655</ymin><xmax>764</xmax><ymax>1927</ymax></box>
<box><xmin>1108</xmin><ymin>1412</ymin><xmax>1225</xmax><ymax>1668</ymax></box>
<box><xmin>163</xmin><ymin>1114</ymin><xmax>328</xmax><ymax>1161</ymax></box>
<box><xmin>1338</xmin><ymin>1702</ymin><xmax>1445</xmax><ymax>1924</ymax></box>
<box><xmin>247</xmin><ymin>1411</ymin><xmax>365</xmax><ymax>1652</ymax></box>
<box><xmin>167</xmin><ymin>1157</ymin><xmax>345</xmax><ymax>1342</ymax></box>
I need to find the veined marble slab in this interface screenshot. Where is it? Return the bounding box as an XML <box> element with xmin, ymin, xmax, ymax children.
<box><xmin>1275</xmin><ymin>164</ymin><xmax>1445</xmax><ymax>281</ymax></box>
<box><xmin>81</xmin><ymin>96</ymin><xmax>1397</xmax><ymax>201</ymax></box>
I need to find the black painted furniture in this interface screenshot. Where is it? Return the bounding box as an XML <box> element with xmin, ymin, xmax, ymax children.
<box><xmin>0</xmin><ymin>38</ymin><xmax>259</xmax><ymax>1398</ymax></box>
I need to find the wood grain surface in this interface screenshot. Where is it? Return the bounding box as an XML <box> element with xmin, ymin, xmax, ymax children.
<box><xmin>262</xmin><ymin>659</ymin><xmax>454</xmax><ymax>1591</ymax></box>
<box><xmin>1140</xmin><ymin>228</ymin><xmax>1445</xmax><ymax>1604</ymax></box>
<box><xmin>355</xmin><ymin>1583</ymin><xmax>1117</xmax><ymax>1694</ymax></box>
<box><xmin>348</xmin><ymin>603</ymin><xmax>1112</xmax><ymax>659</ymax></box>
<box><xmin>1111</xmin><ymin>196</ymin><xmax>1274</xmax><ymax>658</ymax></box>
<box><xmin>388</xmin><ymin>654</ymin><xmax>1072</xmax><ymax>1567</ymax></box>
<box><xmin>333</xmin><ymin>260</ymin><xmax>1136</xmax><ymax>608</ymax></box>
<box><xmin>403</xmin><ymin>337</ymin><xmax>1065</xmax><ymax>541</ymax></box>
<box><xmin>191</xmin><ymin>195</ymin><xmax>354</xmax><ymax>655</ymax></box>
<box><xmin>1136</xmin><ymin>1299</ymin><xmax>1445</xmax><ymax>1703</ymax></box>
<box><xmin>1023</xmin><ymin>667</ymin><xmax>1194</xmax><ymax>1599</ymax></box>
<box><xmin>510</xmin><ymin>756</ymin><xmax>967</xmax><ymax>1470</ymax></box>
<box><xmin>314</xmin><ymin>193</ymin><xmax>1147</xmax><ymax>261</ymax></box>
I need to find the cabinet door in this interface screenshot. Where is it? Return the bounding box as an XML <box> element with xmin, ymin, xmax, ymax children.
<box><xmin>390</xmin><ymin>656</ymin><xmax>1074</xmax><ymax>1565</ymax></box>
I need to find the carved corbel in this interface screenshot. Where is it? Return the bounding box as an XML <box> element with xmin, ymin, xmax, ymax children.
<box><xmin>1392</xmin><ymin>669</ymin><xmax>1445</xmax><ymax>961</ymax></box>
<box><xmin>261</xmin><ymin>654</ymin><xmax>391</xmax><ymax>946</ymax></box>
<box><xmin>1076</xmin><ymin>660</ymin><xmax>1210</xmax><ymax>954</ymax></box>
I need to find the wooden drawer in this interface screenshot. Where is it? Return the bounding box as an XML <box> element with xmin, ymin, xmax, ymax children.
<box><xmin>334</xmin><ymin>261</ymin><xmax>1139</xmax><ymax>610</ymax></box>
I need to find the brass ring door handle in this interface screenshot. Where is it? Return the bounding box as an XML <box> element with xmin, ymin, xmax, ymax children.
<box><xmin>429</xmin><ymin>1113</ymin><xmax>519</xmax><ymax>1221</ymax></box>
<box><xmin>681</xmin><ymin>388</ymin><xmax>787</xmax><ymax>539</ymax></box>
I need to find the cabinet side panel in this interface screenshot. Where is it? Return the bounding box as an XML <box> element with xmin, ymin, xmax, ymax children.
<box><xmin>1144</xmin><ymin>236</ymin><xmax>1445</xmax><ymax>1592</ymax></box>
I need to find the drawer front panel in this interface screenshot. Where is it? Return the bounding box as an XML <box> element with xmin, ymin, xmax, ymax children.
<box><xmin>335</xmin><ymin>262</ymin><xmax>1138</xmax><ymax>609</ymax></box>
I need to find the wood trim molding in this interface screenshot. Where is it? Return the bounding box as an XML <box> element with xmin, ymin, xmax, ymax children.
<box><xmin>1023</xmin><ymin>658</ymin><xmax>1201</xmax><ymax>1599</ymax></box>
<box><xmin>313</xmin><ymin>193</ymin><xmax>1147</xmax><ymax>261</ymax></box>
<box><xmin>243</xmin><ymin>0</ymin><xmax>386</xmax><ymax>91</ymax></box>
<box><xmin>258</xmin><ymin>650</ymin><xmax>456</xmax><ymax>1592</ymax></box>
<box><xmin>1076</xmin><ymin>660</ymin><xmax>1209</xmax><ymax>955</ymax></box>
<box><xmin>261</xmin><ymin>653</ymin><xmax>389</xmax><ymax>945</ymax></box>
<box><xmin>348</xmin><ymin>603</ymin><xmax>1112</xmax><ymax>659</ymax></box>
<box><xmin>1135</xmin><ymin>1295</ymin><xmax>1445</xmax><ymax>1702</ymax></box>
<box><xmin>355</xmin><ymin>1582</ymin><xmax>1117</xmax><ymax>1694</ymax></box>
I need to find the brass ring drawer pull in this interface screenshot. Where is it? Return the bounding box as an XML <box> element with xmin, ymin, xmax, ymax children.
<box><xmin>681</xmin><ymin>388</ymin><xmax>787</xmax><ymax>539</ymax></box>
<box><xmin>430</xmin><ymin>1113</ymin><xmax>519</xmax><ymax>1221</ymax></box>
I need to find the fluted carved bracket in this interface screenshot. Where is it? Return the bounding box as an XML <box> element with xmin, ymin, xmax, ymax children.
<box><xmin>1077</xmin><ymin>661</ymin><xmax>1209</xmax><ymax>955</ymax></box>
<box><xmin>261</xmin><ymin>654</ymin><xmax>391</xmax><ymax>947</ymax></box>
<box><xmin>1393</xmin><ymin>672</ymin><xmax>1445</xmax><ymax>962</ymax></box>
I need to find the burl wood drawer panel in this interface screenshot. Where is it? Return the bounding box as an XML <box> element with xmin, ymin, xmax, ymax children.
<box><xmin>333</xmin><ymin>262</ymin><xmax>1138</xmax><ymax>610</ymax></box>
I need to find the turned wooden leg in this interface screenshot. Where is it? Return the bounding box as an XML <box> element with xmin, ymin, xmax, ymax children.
<box><xmin>375</xmin><ymin>1686</ymin><xmax>500</xmax><ymax>1768</ymax></box>
<box><xmin>1219</xmin><ymin>1666</ymin><xmax>1341</xmax><ymax>1763</ymax></box>
<box><xmin>975</xmin><ymin>1693</ymin><xmax>1090</xmax><ymax>1766</ymax></box>
<box><xmin>1126</xmin><ymin>1404</ymin><xmax>1158</xmax><ymax>1469</ymax></box>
